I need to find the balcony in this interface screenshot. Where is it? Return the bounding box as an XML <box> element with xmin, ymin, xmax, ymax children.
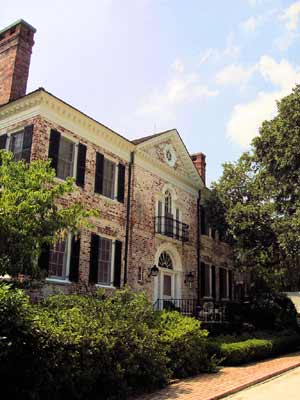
<box><xmin>154</xmin><ymin>216</ymin><xmax>189</xmax><ymax>242</ymax></box>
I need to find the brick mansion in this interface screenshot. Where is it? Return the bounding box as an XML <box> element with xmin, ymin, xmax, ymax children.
<box><xmin>0</xmin><ymin>20</ymin><xmax>245</xmax><ymax>313</ymax></box>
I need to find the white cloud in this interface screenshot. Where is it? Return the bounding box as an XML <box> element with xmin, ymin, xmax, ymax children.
<box><xmin>276</xmin><ymin>1</ymin><xmax>300</xmax><ymax>50</ymax></box>
<box><xmin>199</xmin><ymin>49</ymin><xmax>213</xmax><ymax>65</ymax></box>
<box><xmin>198</xmin><ymin>33</ymin><xmax>240</xmax><ymax>66</ymax></box>
<box><xmin>137</xmin><ymin>72</ymin><xmax>218</xmax><ymax>123</ymax></box>
<box><xmin>216</xmin><ymin>64</ymin><xmax>257</xmax><ymax>87</ymax></box>
<box><xmin>223</xmin><ymin>32</ymin><xmax>240</xmax><ymax>58</ymax></box>
<box><xmin>172</xmin><ymin>59</ymin><xmax>185</xmax><ymax>73</ymax></box>
<box><xmin>226</xmin><ymin>56</ymin><xmax>300</xmax><ymax>147</ymax></box>
<box><xmin>280</xmin><ymin>1</ymin><xmax>300</xmax><ymax>31</ymax></box>
<box><xmin>241</xmin><ymin>16</ymin><xmax>258</xmax><ymax>33</ymax></box>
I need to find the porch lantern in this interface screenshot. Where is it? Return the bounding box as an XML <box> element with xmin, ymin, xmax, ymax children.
<box><xmin>185</xmin><ymin>271</ymin><xmax>194</xmax><ymax>288</ymax></box>
<box><xmin>148</xmin><ymin>264</ymin><xmax>159</xmax><ymax>278</ymax></box>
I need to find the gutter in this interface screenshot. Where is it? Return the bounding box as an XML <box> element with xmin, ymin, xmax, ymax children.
<box><xmin>124</xmin><ymin>151</ymin><xmax>135</xmax><ymax>285</ymax></box>
<box><xmin>197</xmin><ymin>189</ymin><xmax>201</xmax><ymax>308</ymax></box>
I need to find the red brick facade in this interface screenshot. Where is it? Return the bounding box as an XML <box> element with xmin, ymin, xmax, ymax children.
<box><xmin>0</xmin><ymin>20</ymin><xmax>239</xmax><ymax>305</ymax></box>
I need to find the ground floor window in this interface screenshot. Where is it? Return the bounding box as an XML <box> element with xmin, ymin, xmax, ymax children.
<box><xmin>48</xmin><ymin>239</ymin><xmax>69</xmax><ymax>279</ymax></box>
<box><xmin>89</xmin><ymin>233</ymin><xmax>122</xmax><ymax>288</ymax></box>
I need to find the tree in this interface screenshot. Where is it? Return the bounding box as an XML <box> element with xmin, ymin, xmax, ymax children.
<box><xmin>211</xmin><ymin>86</ymin><xmax>300</xmax><ymax>292</ymax></box>
<box><xmin>0</xmin><ymin>150</ymin><xmax>96</xmax><ymax>277</ymax></box>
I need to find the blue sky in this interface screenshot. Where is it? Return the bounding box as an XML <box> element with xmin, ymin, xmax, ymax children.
<box><xmin>2</xmin><ymin>0</ymin><xmax>300</xmax><ymax>184</ymax></box>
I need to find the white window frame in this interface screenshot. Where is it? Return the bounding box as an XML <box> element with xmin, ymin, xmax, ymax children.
<box><xmin>96</xmin><ymin>154</ymin><xmax>119</xmax><ymax>201</ymax></box>
<box><xmin>95</xmin><ymin>234</ymin><xmax>116</xmax><ymax>289</ymax></box>
<box><xmin>46</xmin><ymin>234</ymin><xmax>72</xmax><ymax>284</ymax></box>
<box><xmin>54</xmin><ymin>134</ymin><xmax>79</xmax><ymax>182</ymax></box>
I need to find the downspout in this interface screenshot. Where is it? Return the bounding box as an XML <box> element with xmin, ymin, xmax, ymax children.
<box><xmin>196</xmin><ymin>189</ymin><xmax>201</xmax><ymax>309</ymax></box>
<box><xmin>124</xmin><ymin>151</ymin><xmax>135</xmax><ymax>285</ymax></box>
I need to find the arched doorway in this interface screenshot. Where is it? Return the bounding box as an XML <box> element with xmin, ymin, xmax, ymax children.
<box><xmin>153</xmin><ymin>245</ymin><xmax>182</xmax><ymax>306</ymax></box>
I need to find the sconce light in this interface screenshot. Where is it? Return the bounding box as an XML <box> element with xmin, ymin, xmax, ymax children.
<box><xmin>184</xmin><ymin>271</ymin><xmax>195</xmax><ymax>288</ymax></box>
<box><xmin>148</xmin><ymin>264</ymin><xmax>159</xmax><ymax>278</ymax></box>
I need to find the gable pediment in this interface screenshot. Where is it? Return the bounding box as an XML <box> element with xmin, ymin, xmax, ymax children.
<box><xmin>134</xmin><ymin>129</ymin><xmax>204</xmax><ymax>189</ymax></box>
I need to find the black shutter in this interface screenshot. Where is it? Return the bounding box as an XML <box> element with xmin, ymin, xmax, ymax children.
<box><xmin>212</xmin><ymin>265</ymin><xmax>216</xmax><ymax>299</ymax></box>
<box><xmin>38</xmin><ymin>243</ymin><xmax>50</xmax><ymax>272</ymax></box>
<box><xmin>22</xmin><ymin>125</ymin><xmax>33</xmax><ymax>163</ymax></box>
<box><xmin>76</xmin><ymin>143</ymin><xmax>87</xmax><ymax>187</ymax></box>
<box><xmin>48</xmin><ymin>130</ymin><xmax>61</xmax><ymax>174</ymax></box>
<box><xmin>229</xmin><ymin>270</ymin><xmax>233</xmax><ymax>300</ymax></box>
<box><xmin>94</xmin><ymin>152</ymin><xmax>104</xmax><ymax>194</ymax></box>
<box><xmin>200</xmin><ymin>206</ymin><xmax>206</xmax><ymax>235</ymax></box>
<box><xmin>200</xmin><ymin>262</ymin><xmax>206</xmax><ymax>298</ymax></box>
<box><xmin>0</xmin><ymin>134</ymin><xmax>7</xmax><ymax>150</ymax></box>
<box><xmin>219</xmin><ymin>268</ymin><xmax>225</xmax><ymax>299</ymax></box>
<box><xmin>117</xmin><ymin>164</ymin><xmax>125</xmax><ymax>202</ymax></box>
<box><xmin>69</xmin><ymin>236</ymin><xmax>80</xmax><ymax>282</ymax></box>
<box><xmin>89</xmin><ymin>233</ymin><xmax>99</xmax><ymax>284</ymax></box>
<box><xmin>113</xmin><ymin>240</ymin><xmax>122</xmax><ymax>288</ymax></box>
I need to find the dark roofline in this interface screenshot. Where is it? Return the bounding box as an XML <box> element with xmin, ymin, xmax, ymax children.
<box><xmin>131</xmin><ymin>129</ymin><xmax>176</xmax><ymax>144</ymax></box>
<box><xmin>0</xmin><ymin>19</ymin><xmax>36</xmax><ymax>36</ymax></box>
<box><xmin>0</xmin><ymin>87</ymin><xmax>133</xmax><ymax>146</ymax></box>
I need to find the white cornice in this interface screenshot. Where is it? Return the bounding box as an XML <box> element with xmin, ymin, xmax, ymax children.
<box><xmin>0</xmin><ymin>90</ymin><xmax>203</xmax><ymax>193</ymax></box>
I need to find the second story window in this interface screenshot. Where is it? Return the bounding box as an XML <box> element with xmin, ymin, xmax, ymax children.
<box><xmin>94</xmin><ymin>151</ymin><xmax>125</xmax><ymax>202</ymax></box>
<box><xmin>48</xmin><ymin>129</ymin><xmax>87</xmax><ymax>188</ymax></box>
<box><xmin>56</xmin><ymin>137</ymin><xmax>75</xmax><ymax>180</ymax></box>
<box><xmin>0</xmin><ymin>125</ymin><xmax>33</xmax><ymax>163</ymax></box>
<box><xmin>103</xmin><ymin>158</ymin><xmax>116</xmax><ymax>199</ymax></box>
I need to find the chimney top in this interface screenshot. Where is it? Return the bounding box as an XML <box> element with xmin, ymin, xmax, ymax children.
<box><xmin>191</xmin><ymin>152</ymin><xmax>206</xmax><ymax>185</ymax></box>
<box><xmin>0</xmin><ymin>19</ymin><xmax>36</xmax><ymax>106</ymax></box>
<box><xmin>0</xmin><ymin>19</ymin><xmax>36</xmax><ymax>37</ymax></box>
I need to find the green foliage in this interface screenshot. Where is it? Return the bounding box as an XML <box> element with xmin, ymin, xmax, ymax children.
<box><xmin>157</xmin><ymin>311</ymin><xmax>218</xmax><ymax>378</ymax></box>
<box><xmin>0</xmin><ymin>150</ymin><xmax>97</xmax><ymax>276</ymax></box>
<box><xmin>212</xmin><ymin>86</ymin><xmax>300</xmax><ymax>292</ymax></box>
<box><xmin>0</xmin><ymin>286</ymin><xmax>218</xmax><ymax>399</ymax></box>
<box><xmin>227</xmin><ymin>294</ymin><xmax>298</xmax><ymax>331</ymax></box>
<box><xmin>218</xmin><ymin>332</ymin><xmax>300</xmax><ymax>365</ymax></box>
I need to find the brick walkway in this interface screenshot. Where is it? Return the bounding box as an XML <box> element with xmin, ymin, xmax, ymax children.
<box><xmin>138</xmin><ymin>353</ymin><xmax>300</xmax><ymax>400</ymax></box>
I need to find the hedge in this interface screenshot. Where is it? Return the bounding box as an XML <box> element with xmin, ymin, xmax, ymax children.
<box><xmin>218</xmin><ymin>333</ymin><xmax>300</xmax><ymax>365</ymax></box>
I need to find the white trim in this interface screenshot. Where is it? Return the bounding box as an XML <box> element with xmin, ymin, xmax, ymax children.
<box><xmin>46</xmin><ymin>278</ymin><xmax>72</xmax><ymax>285</ymax></box>
<box><xmin>47</xmin><ymin>233</ymin><xmax>72</xmax><ymax>281</ymax></box>
<box><xmin>95</xmin><ymin>284</ymin><xmax>116</xmax><ymax>289</ymax></box>
<box><xmin>73</xmin><ymin>142</ymin><xmax>79</xmax><ymax>180</ymax></box>
<box><xmin>113</xmin><ymin>163</ymin><xmax>119</xmax><ymax>200</ymax></box>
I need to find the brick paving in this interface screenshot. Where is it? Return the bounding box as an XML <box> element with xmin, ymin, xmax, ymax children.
<box><xmin>138</xmin><ymin>353</ymin><xmax>300</xmax><ymax>400</ymax></box>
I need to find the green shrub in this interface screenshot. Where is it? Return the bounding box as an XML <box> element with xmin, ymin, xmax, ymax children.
<box><xmin>227</xmin><ymin>294</ymin><xmax>298</xmax><ymax>331</ymax></box>
<box><xmin>0</xmin><ymin>286</ymin><xmax>170</xmax><ymax>400</ymax></box>
<box><xmin>157</xmin><ymin>311</ymin><xmax>218</xmax><ymax>378</ymax></box>
<box><xmin>218</xmin><ymin>332</ymin><xmax>300</xmax><ymax>365</ymax></box>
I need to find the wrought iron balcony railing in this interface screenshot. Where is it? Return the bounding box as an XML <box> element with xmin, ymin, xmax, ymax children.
<box><xmin>154</xmin><ymin>216</ymin><xmax>189</xmax><ymax>242</ymax></box>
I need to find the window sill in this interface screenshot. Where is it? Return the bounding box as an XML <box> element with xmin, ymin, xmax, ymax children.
<box><xmin>95</xmin><ymin>284</ymin><xmax>116</xmax><ymax>289</ymax></box>
<box><xmin>46</xmin><ymin>278</ymin><xmax>72</xmax><ymax>285</ymax></box>
<box><xmin>94</xmin><ymin>192</ymin><xmax>121</xmax><ymax>204</ymax></box>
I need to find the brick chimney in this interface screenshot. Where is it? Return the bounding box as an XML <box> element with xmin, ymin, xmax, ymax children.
<box><xmin>0</xmin><ymin>20</ymin><xmax>36</xmax><ymax>106</ymax></box>
<box><xmin>191</xmin><ymin>152</ymin><xmax>206</xmax><ymax>185</ymax></box>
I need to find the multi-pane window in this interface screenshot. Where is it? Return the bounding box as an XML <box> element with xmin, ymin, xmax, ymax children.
<box><xmin>56</xmin><ymin>137</ymin><xmax>75</xmax><ymax>180</ymax></box>
<box><xmin>102</xmin><ymin>158</ymin><xmax>116</xmax><ymax>199</ymax></box>
<box><xmin>48</xmin><ymin>240</ymin><xmax>68</xmax><ymax>279</ymax></box>
<box><xmin>97</xmin><ymin>237</ymin><xmax>112</xmax><ymax>285</ymax></box>
<box><xmin>8</xmin><ymin>126</ymin><xmax>33</xmax><ymax>163</ymax></box>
